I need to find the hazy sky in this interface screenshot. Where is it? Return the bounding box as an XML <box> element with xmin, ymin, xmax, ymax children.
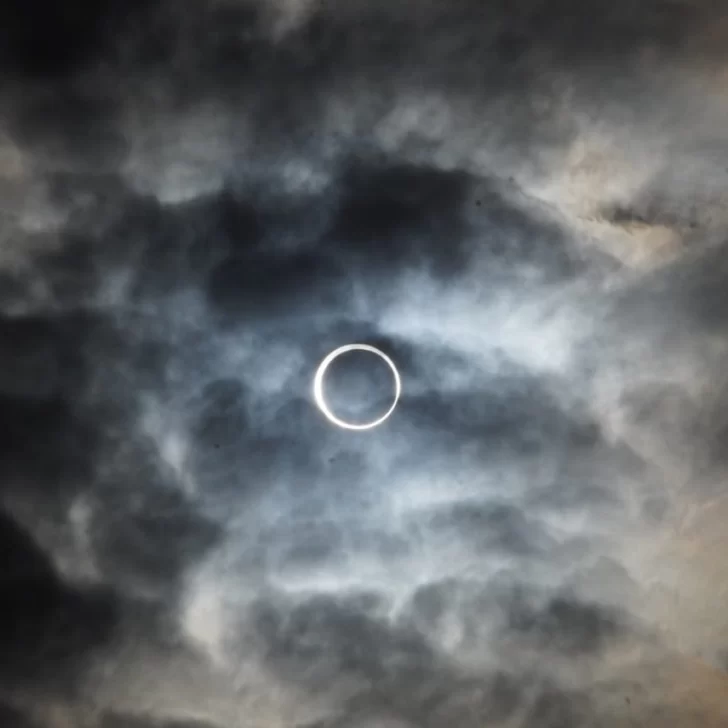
<box><xmin>3</xmin><ymin>1</ymin><xmax>728</xmax><ymax>726</ymax></box>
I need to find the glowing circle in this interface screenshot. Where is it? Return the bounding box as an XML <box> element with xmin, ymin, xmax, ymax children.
<box><xmin>313</xmin><ymin>344</ymin><xmax>401</xmax><ymax>430</ymax></box>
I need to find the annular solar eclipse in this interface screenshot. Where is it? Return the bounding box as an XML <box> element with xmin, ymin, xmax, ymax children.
<box><xmin>313</xmin><ymin>344</ymin><xmax>401</xmax><ymax>430</ymax></box>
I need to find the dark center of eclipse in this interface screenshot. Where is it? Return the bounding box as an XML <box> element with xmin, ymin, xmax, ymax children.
<box><xmin>323</xmin><ymin>349</ymin><xmax>396</xmax><ymax>425</ymax></box>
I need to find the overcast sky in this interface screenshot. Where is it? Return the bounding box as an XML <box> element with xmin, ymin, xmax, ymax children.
<box><xmin>3</xmin><ymin>1</ymin><xmax>728</xmax><ymax>726</ymax></box>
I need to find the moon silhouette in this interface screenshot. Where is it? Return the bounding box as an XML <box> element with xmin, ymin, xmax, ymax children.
<box><xmin>313</xmin><ymin>344</ymin><xmax>401</xmax><ymax>430</ymax></box>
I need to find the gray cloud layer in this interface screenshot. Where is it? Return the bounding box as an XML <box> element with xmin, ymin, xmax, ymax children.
<box><xmin>2</xmin><ymin>1</ymin><xmax>728</xmax><ymax>726</ymax></box>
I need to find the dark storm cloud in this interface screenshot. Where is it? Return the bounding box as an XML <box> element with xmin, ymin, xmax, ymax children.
<box><xmin>254</xmin><ymin>592</ymin><xmax>527</xmax><ymax>727</ymax></box>
<box><xmin>0</xmin><ymin>510</ymin><xmax>118</xmax><ymax>689</ymax></box>
<box><xmin>88</xmin><ymin>474</ymin><xmax>221</xmax><ymax>597</ymax></box>
<box><xmin>0</xmin><ymin>0</ymin><xmax>709</xmax><ymax>196</ymax></box>
<box><xmin>207</xmin><ymin>247</ymin><xmax>346</xmax><ymax>321</ymax></box>
<box><xmin>2</xmin><ymin>0</ymin><xmax>728</xmax><ymax>727</ymax></box>
<box><xmin>8</xmin><ymin>91</ymin><xmax>125</xmax><ymax>174</ymax></box>
<box><xmin>407</xmin><ymin>576</ymin><xmax>630</xmax><ymax>657</ymax></box>
<box><xmin>0</xmin><ymin>1</ymin><xmax>151</xmax><ymax>80</ymax></box>
<box><xmin>0</xmin><ymin>703</ymin><xmax>39</xmax><ymax>728</ymax></box>
<box><xmin>0</xmin><ymin>311</ymin><xmax>101</xmax><ymax>497</ymax></box>
<box><xmin>520</xmin><ymin>687</ymin><xmax>592</xmax><ymax>728</ymax></box>
<box><xmin>506</xmin><ymin>592</ymin><xmax>625</xmax><ymax>656</ymax></box>
<box><xmin>250</xmin><ymin>585</ymin><xmax>631</xmax><ymax>727</ymax></box>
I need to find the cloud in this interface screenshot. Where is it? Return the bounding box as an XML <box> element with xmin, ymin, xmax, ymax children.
<box><xmin>3</xmin><ymin>0</ymin><xmax>728</xmax><ymax>726</ymax></box>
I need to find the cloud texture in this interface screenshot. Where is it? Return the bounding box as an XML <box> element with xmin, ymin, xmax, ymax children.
<box><xmin>3</xmin><ymin>0</ymin><xmax>728</xmax><ymax>725</ymax></box>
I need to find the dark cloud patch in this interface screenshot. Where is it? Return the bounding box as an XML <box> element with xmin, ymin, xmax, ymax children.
<box><xmin>37</xmin><ymin>236</ymin><xmax>101</xmax><ymax>309</ymax></box>
<box><xmin>187</xmin><ymin>377</ymin><xmax>342</xmax><ymax>508</ymax></box>
<box><xmin>405</xmin><ymin>578</ymin><xmax>507</xmax><ymax>656</ymax></box>
<box><xmin>188</xmin><ymin>379</ymin><xmax>284</xmax><ymax>503</ymax></box>
<box><xmin>8</xmin><ymin>89</ymin><xmax>126</xmax><ymax>172</ymax></box>
<box><xmin>102</xmin><ymin>713</ymin><xmax>222</xmax><ymax>728</ymax></box>
<box><xmin>241</xmin><ymin>168</ymin><xmax>589</xmax><ymax>328</ymax></box>
<box><xmin>400</xmin><ymin>370</ymin><xmax>571</xmax><ymax>460</ymax></box>
<box><xmin>324</xmin><ymin>161</ymin><xmax>472</xmax><ymax>278</ymax></box>
<box><xmin>641</xmin><ymin>494</ymin><xmax>670</xmax><ymax>525</ymax></box>
<box><xmin>507</xmin><ymin>592</ymin><xmax>626</xmax><ymax>656</ymax></box>
<box><xmin>44</xmin><ymin>170</ymin><xmax>129</xmax><ymax>216</ymax></box>
<box><xmin>0</xmin><ymin>315</ymin><xmax>62</xmax><ymax>401</ymax></box>
<box><xmin>0</xmin><ymin>0</ymin><xmax>154</xmax><ymax>81</ymax></box>
<box><xmin>88</xmin><ymin>481</ymin><xmax>221</xmax><ymax>597</ymax></box>
<box><xmin>0</xmin><ymin>311</ymin><xmax>104</xmax><ymax>505</ymax></box>
<box><xmin>255</xmin><ymin>593</ymin><xmax>527</xmax><ymax>727</ymax></box>
<box><xmin>0</xmin><ymin>703</ymin><xmax>38</xmax><ymax>728</ymax></box>
<box><xmin>269</xmin><ymin>520</ymin><xmax>347</xmax><ymax>572</ymax></box>
<box><xmin>408</xmin><ymin>581</ymin><xmax>459</xmax><ymax>634</ymax></box>
<box><xmin>298</xmin><ymin>670</ymin><xmax>524</xmax><ymax>728</ymax></box>
<box><xmin>673</xmin><ymin>245</ymin><xmax>728</xmax><ymax>333</ymax></box>
<box><xmin>261</xmin><ymin>594</ymin><xmax>441</xmax><ymax>695</ymax></box>
<box><xmin>207</xmin><ymin>248</ymin><xmax>347</xmax><ymax>321</ymax></box>
<box><xmin>424</xmin><ymin>501</ymin><xmax>555</xmax><ymax>558</ymax></box>
<box><xmin>0</xmin><ymin>237</ymin><xmax>99</xmax><ymax>321</ymax></box>
<box><xmin>202</xmin><ymin>191</ymin><xmax>265</xmax><ymax>257</ymax></box>
<box><xmin>0</xmin><ymin>377</ymin><xmax>89</xmax><ymax>498</ymax></box>
<box><xmin>494</xmin><ymin>0</ymin><xmax>693</xmax><ymax>66</ymax></box>
<box><xmin>465</xmin><ymin>180</ymin><xmax>586</xmax><ymax>280</ymax></box>
<box><xmin>26</xmin><ymin>184</ymin><xmax>253</xmax><ymax>312</ymax></box>
<box><xmin>254</xmin><ymin>594</ymin><xmax>399</xmax><ymax>693</ymax></box>
<box><xmin>254</xmin><ymin>515</ymin><xmax>414</xmax><ymax>581</ymax></box>
<box><xmin>404</xmin><ymin>575</ymin><xmax>630</xmax><ymax>662</ymax></box>
<box><xmin>323</xmin><ymin>160</ymin><xmax>583</xmax><ymax>284</ymax></box>
<box><xmin>521</xmin><ymin>686</ymin><xmax>592</xmax><ymax>728</ymax></box>
<box><xmin>192</xmin><ymin>378</ymin><xmax>251</xmax><ymax>453</ymax></box>
<box><xmin>267</xmin><ymin>0</ymin><xmax>700</xmax><ymax>107</ymax></box>
<box><xmin>0</xmin><ymin>509</ymin><xmax>118</xmax><ymax>689</ymax></box>
<box><xmin>103</xmin><ymin>189</ymin><xmax>266</xmax><ymax>304</ymax></box>
<box><xmin>112</xmin><ymin>0</ymin><xmax>265</xmax><ymax>96</ymax></box>
<box><xmin>606</xmin><ymin>235</ymin><xmax>728</xmax><ymax>342</ymax></box>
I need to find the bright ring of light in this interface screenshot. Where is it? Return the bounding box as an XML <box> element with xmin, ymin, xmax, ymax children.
<box><xmin>313</xmin><ymin>344</ymin><xmax>401</xmax><ymax>430</ymax></box>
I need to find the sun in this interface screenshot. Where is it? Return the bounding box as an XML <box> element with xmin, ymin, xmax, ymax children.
<box><xmin>313</xmin><ymin>344</ymin><xmax>401</xmax><ymax>430</ymax></box>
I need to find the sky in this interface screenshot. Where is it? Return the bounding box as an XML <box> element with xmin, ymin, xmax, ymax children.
<box><xmin>3</xmin><ymin>0</ymin><xmax>728</xmax><ymax>726</ymax></box>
